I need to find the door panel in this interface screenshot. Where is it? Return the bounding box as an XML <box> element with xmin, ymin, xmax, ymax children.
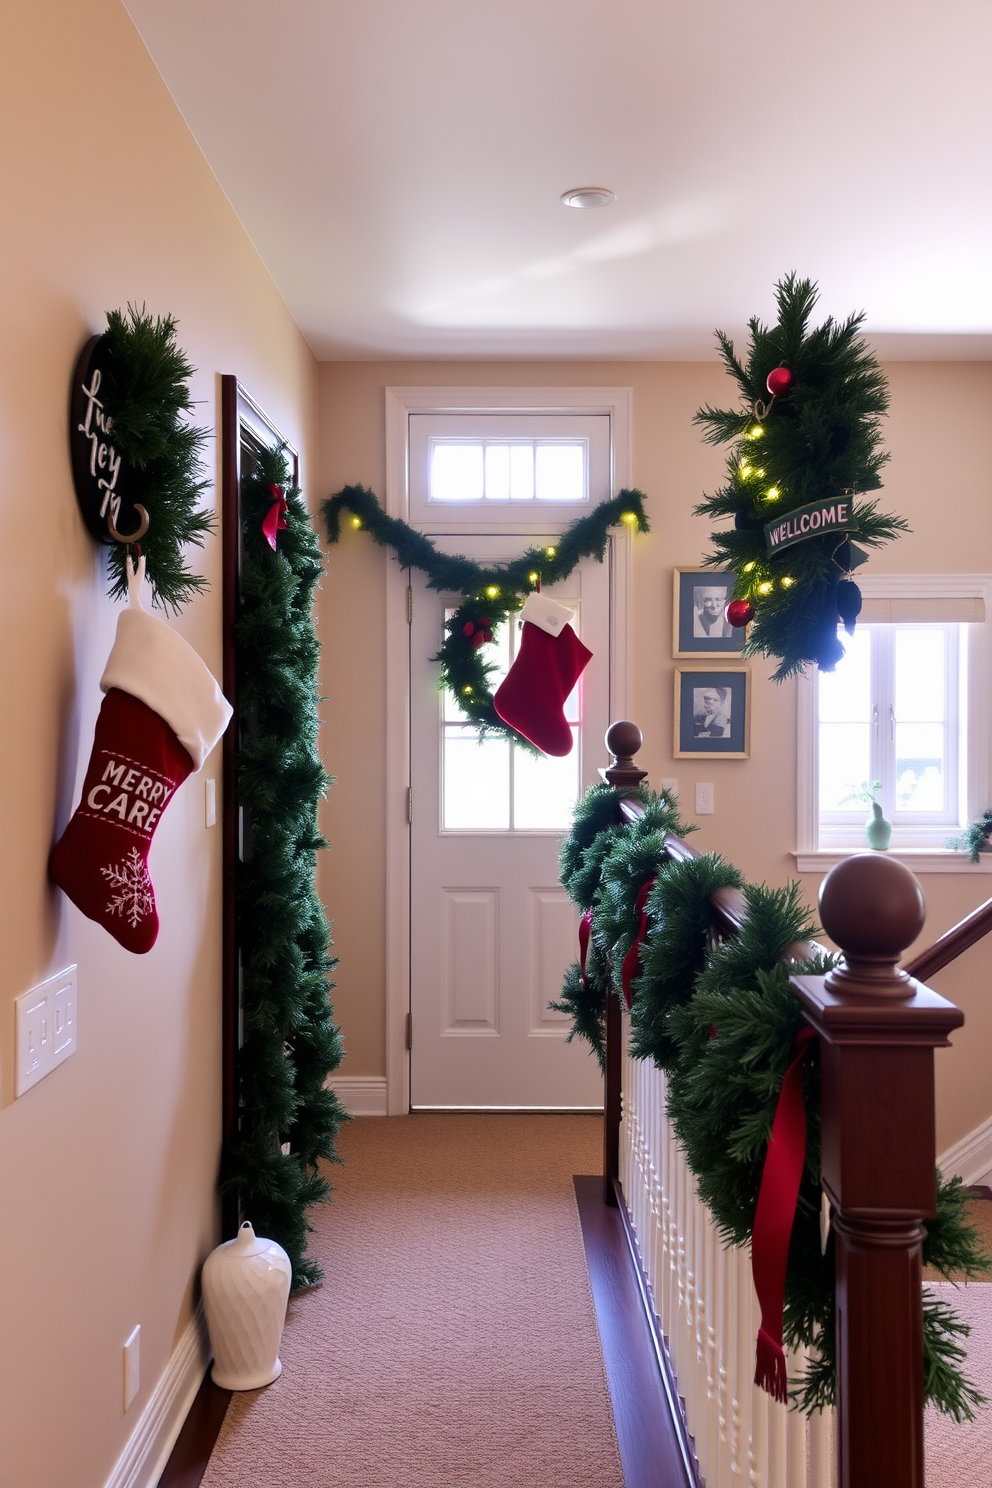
<box><xmin>409</xmin><ymin>536</ymin><xmax>609</xmax><ymax>1109</ymax></box>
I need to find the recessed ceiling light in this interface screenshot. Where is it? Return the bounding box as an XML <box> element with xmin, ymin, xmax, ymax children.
<box><xmin>561</xmin><ymin>187</ymin><xmax>615</xmax><ymax>209</ymax></box>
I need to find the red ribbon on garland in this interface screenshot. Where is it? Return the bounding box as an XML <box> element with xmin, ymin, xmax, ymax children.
<box><xmin>620</xmin><ymin>877</ymin><xmax>656</xmax><ymax>1010</ymax></box>
<box><xmin>751</xmin><ymin>1025</ymin><xmax>818</xmax><ymax>1403</ymax></box>
<box><xmin>262</xmin><ymin>484</ymin><xmax>288</xmax><ymax>550</ymax></box>
<box><xmin>578</xmin><ymin>910</ymin><xmax>592</xmax><ymax>986</ymax></box>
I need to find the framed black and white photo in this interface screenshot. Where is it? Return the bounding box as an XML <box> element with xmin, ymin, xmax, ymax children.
<box><xmin>673</xmin><ymin>568</ymin><xmax>747</xmax><ymax>658</ymax></box>
<box><xmin>674</xmin><ymin>668</ymin><xmax>750</xmax><ymax>759</ymax></box>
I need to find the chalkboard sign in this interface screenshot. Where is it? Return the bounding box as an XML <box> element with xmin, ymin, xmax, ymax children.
<box><xmin>69</xmin><ymin>334</ymin><xmax>144</xmax><ymax>544</ymax></box>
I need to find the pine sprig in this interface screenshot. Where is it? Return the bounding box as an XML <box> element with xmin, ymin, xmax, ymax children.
<box><xmin>100</xmin><ymin>305</ymin><xmax>213</xmax><ymax>612</ymax></box>
<box><xmin>221</xmin><ymin>444</ymin><xmax>347</xmax><ymax>1288</ymax></box>
<box><xmin>693</xmin><ymin>274</ymin><xmax>907</xmax><ymax>678</ymax></box>
<box><xmin>947</xmin><ymin>810</ymin><xmax>992</xmax><ymax>863</ymax></box>
<box><xmin>322</xmin><ymin>484</ymin><xmax>649</xmax><ymax>748</ymax></box>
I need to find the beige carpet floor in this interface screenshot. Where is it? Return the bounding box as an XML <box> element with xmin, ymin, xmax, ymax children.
<box><xmin>201</xmin><ymin>1114</ymin><xmax>624</xmax><ymax>1488</ymax></box>
<box><xmin>925</xmin><ymin>1280</ymin><xmax>992</xmax><ymax>1487</ymax></box>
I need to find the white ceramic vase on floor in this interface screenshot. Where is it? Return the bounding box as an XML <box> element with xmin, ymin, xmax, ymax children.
<box><xmin>202</xmin><ymin>1221</ymin><xmax>292</xmax><ymax>1390</ymax></box>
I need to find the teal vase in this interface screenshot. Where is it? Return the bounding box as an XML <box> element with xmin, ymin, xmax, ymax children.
<box><xmin>865</xmin><ymin>801</ymin><xmax>892</xmax><ymax>850</ymax></box>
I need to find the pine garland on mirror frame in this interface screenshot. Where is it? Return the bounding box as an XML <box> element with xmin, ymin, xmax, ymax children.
<box><xmin>555</xmin><ymin>783</ymin><xmax>990</xmax><ymax>1418</ymax></box>
<box><xmin>221</xmin><ymin>444</ymin><xmax>348</xmax><ymax>1288</ymax></box>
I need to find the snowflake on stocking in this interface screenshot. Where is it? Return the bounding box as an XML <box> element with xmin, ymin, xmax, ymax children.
<box><xmin>102</xmin><ymin>848</ymin><xmax>155</xmax><ymax>928</ymax></box>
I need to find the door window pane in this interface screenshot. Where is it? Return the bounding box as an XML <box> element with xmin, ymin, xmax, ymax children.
<box><xmin>508</xmin><ymin>445</ymin><xmax>535</xmax><ymax>500</ymax></box>
<box><xmin>431</xmin><ymin>443</ymin><xmax>484</xmax><ymax>502</ymax></box>
<box><xmin>535</xmin><ymin>443</ymin><xmax>585</xmax><ymax>501</ymax></box>
<box><xmin>442</xmin><ymin>604</ymin><xmax>583</xmax><ymax>829</ymax></box>
<box><xmin>513</xmin><ymin>730</ymin><xmax>580</xmax><ymax>829</ymax></box>
<box><xmin>429</xmin><ymin>439</ymin><xmax>587</xmax><ymax>503</ymax></box>
<box><xmin>443</xmin><ymin>727</ymin><xmax>510</xmax><ymax>828</ymax></box>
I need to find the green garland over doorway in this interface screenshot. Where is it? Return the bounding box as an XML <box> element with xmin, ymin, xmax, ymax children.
<box><xmin>322</xmin><ymin>484</ymin><xmax>649</xmax><ymax>750</ymax></box>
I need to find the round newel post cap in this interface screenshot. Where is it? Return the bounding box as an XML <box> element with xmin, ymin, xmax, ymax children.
<box><xmin>603</xmin><ymin>720</ymin><xmax>648</xmax><ymax>787</ymax></box>
<box><xmin>819</xmin><ymin>853</ymin><xmax>926</xmax><ymax>998</ymax></box>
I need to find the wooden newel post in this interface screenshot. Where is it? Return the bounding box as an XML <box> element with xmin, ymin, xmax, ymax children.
<box><xmin>789</xmin><ymin>854</ymin><xmax>963</xmax><ymax>1488</ymax></box>
<box><xmin>601</xmin><ymin>722</ymin><xmax>648</xmax><ymax>1206</ymax></box>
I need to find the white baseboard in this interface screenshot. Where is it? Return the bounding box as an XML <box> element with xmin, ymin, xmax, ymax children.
<box><xmin>327</xmin><ymin>1074</ymin><xmax>389</xmax><ymax>1117</ymax></box>
<box><xmin>939</xmin><ymin>1114</ymin><xmax>992</xmax><ymax>1188</ymax></box>
<box><xmin>105</xmin><ymin>1301</ymin><xmax>210</xmax><ymax>1488</ymax></box>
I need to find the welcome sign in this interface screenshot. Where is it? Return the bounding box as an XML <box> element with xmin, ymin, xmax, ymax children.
<box><xmin>763</xmin><ymin>497</ymin><xmax>858</xmax><ymax>555</ymax></box>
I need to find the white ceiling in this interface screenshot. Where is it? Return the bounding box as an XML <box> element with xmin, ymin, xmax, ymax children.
<box><xmin>123</xmin><ymin>0</ymin><xmax>992</xmax><ymax>361</ymax></box>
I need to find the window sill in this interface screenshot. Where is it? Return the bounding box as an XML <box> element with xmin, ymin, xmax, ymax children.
<box><xmin>792</xmin><ymin>849</ymin><xmax>992</xmax><ymax>875</ymax></box>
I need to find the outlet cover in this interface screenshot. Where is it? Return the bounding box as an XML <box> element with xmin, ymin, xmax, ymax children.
<box><xmin>695</xmin><ymin>782</ymin><xmax>715</xmax><ymax>815</ymax></box>
<box><xmin>204</xmin><ymin>777</ymin><xmax>217</xmax><ymax>828</ymax></box>
<box><xmin>16</xmin><ymin>966</ymin><xmax>77</xmax><ymax>1097</ymax></box>
<box><xmin>123</xmin><ymin>1325</ymin><xmax>140</xmax><ymax>1411</ymax></box>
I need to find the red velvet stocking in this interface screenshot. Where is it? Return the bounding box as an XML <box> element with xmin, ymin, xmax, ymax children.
<box><xmin>49</xmin><ymin>689</ymin><xmax>195</xmax><ymax>954</ymax></box>
<box><xmin>493</xmin><ymin>620</ymin><xmax>592</xmax><ymax>756</ymax></box>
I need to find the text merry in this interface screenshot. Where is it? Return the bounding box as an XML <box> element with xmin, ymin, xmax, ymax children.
<box><xmin>85</xmin><ymin>756</ymin><xmax>176</xmax><ymax>836</ymax></box>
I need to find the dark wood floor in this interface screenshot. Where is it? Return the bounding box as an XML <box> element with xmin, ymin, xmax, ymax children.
<box><xmin>573</xmin><ymin>1175</ymin><xmax>700</xmax><ymax>1488</ymax></box>
<box><xmin>157</xmin><ymin>1374</ymin><xmax>230</xmax><ymax>1488</ymax></box>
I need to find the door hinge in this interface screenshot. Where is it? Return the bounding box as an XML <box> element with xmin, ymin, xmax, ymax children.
<box><xmin>406</xmin><ymin>785</ymin><xmax>413</xmax><ymax>823</ymax></box>
<box><xmin>406</xmin><ymin>585</ymin><xmax>413</xmax><ymax>624</ymax></box>
<box><xmin>405</xmin><ymin>1012</ymin><xmax>413</xmax><ymax>1051</ymax></box>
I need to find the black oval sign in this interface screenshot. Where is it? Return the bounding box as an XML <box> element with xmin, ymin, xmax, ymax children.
<box><xmin>69</xmin><ymin>334</ymin><xmax>142</xmax><ymax>545</ymax></box>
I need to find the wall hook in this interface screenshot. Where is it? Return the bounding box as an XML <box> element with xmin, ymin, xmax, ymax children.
<box><xmin>107</xmin><ymin>503</ymin><xmax>150</xmax><ymax>544</ymax></box>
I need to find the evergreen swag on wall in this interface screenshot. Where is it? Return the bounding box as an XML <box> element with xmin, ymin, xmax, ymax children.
<box><xmin>555</xmin><ymin>783</ymin><xmax>990</xmax><ymax>1419</ymax></box>
<box><xmin>222</xmin><ymin>445</ymin><xmax>347</xmax><ymax>1288</ymax></box>
<box><xmin>694</xmin><ymin>274</ymin><xmax>908</xmax><ymax>679</ymax></box>
<box><xmin>322</xmin><ymin>484</ymin><xmax>649</xmax><ymax>752</ymax></box>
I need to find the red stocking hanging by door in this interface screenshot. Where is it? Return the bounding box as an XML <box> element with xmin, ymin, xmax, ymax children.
<box><xmin>50</xmin><ymin>558</ymin><xmax>232</xmax><ymax>953</ymax></box>
<box><xmin>493</xmin><ymin>592</ymin><xmax>592</xmax><ymax>756</ymax></box>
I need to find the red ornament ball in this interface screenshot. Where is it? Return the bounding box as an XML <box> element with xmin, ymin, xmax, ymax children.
<box><xmin>726</xmin><ymin>599</ymin><xmax>755</xmax><ymax>628</ymax></box>
<box><xmin>766</xmin><ymin>366</ymin><xmax>794</xmax><ymax>398</ymax></box>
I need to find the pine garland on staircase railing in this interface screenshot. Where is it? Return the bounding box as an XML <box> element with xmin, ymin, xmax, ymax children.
<box><xmin>556</xmin><ymin>783</ymin><xmax>990</xmax><ymax>1418</ymax></box>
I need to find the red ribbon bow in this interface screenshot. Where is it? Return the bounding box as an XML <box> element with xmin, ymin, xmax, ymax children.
<box><xmin>751</xmin><ymin>1025</ymin><xmax>818</xmax><ymax>1404</ymax></box>
<box><xmin>578</xmin><ymin>910</ymin><xmax>593</xmax><ymax>986</ymax></box>
<box><xmin>620</xmin><ymin>876</ymin><xmax>656</xmax><ymax>1010</ymax></box>
<box><xmin>262</xmin><ymin>484</ymin><xmax>288</xmax><ymax>550</ymax></box>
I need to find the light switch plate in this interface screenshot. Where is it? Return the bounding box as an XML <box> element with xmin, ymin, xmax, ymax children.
<box><xmin>16</xmin><ymin>966</ymin><xmax>77</xmax><ymax>1097</ymax></box>
<box><xmin>660</xmin><ymin>777</ymin><xmax>679</xmax><ymax>798</ymax></box>
<box><xmin>695</xmin><ymin>782</ymin><xmax>715</xmax><ymax>815</ymax></box>
<box><xmin>204</xmin><ymin>778</ymin><xmax>217</xmax><ymax>828</ymax></box>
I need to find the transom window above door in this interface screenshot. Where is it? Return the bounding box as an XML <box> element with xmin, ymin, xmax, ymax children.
<box><xmin>408</xmin><ymin>412</ymin><xmax>611</xmax><ymax>530</ymax></box>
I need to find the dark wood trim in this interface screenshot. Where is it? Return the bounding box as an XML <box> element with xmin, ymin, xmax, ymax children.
<box><xmin>219</xmin><ymin>376</ymin><xmax>299</xmax><ymax>1241</ymax></box>
<box><xmin>156</xmin><ymin>1372</ymin><xmax>231</xmax><ymax>1488</ymax></box>
<box><xmin>220</xmin><ymin>376</ymin><xmax>240</xmax><ymax>1244</ymax></box>
<box><xmin>574</xmin><ymin>1175</ymin><xmax>700</xmax><ymax>1488</ymax></box>
<box><xmin>904</xmin><ymin>894</ymin><xmax>992</xmax><ymax>982</ymax></box>
<box><xmin>603</xmin><ymin>990</ymin><xmax>622</xmax><ymax>1206</ymax></box>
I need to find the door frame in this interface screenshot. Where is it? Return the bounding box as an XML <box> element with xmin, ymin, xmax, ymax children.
<box><xmin>382</xmin><ymin>386</ymin><xmax>633</xmax><ymax>1114</ymax></box>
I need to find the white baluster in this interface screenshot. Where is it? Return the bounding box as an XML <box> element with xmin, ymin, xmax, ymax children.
<box><xmin>807</xmin><ymin>1406</ymin><xmax>835</xmax><ymax>1488</ymax></box>
<box><xmin>785</xmin><ymin>1350</ymin><xmax>807</xmax><ymax>1487</ymax></box>
<box><xmin>713</xmin><ymin>1229</ymin><xmax>732</xmax><ymax>1486</ymax></box>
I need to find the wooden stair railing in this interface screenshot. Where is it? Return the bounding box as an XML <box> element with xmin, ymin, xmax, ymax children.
<box><xmin>598</xmin><ymin>720</ymin><xmax>965</xmax><ymax>1488</ymax></box>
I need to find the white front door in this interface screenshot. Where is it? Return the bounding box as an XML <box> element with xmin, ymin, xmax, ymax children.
<box><xmin>409</xmin><ymin>537</ymin><xmax>610</xmax><ymax>1109</ymax></box>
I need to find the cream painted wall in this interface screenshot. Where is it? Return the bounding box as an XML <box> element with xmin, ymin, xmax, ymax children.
<box><xmin>0</xmin><ymin>4</ymin><xmax>315</xmax><ymax>1485</ymax></box>
<box><xmin>318</xmin><ymin>359</ymin><xmax>992</xmax><ymax>1151</ymax></box>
